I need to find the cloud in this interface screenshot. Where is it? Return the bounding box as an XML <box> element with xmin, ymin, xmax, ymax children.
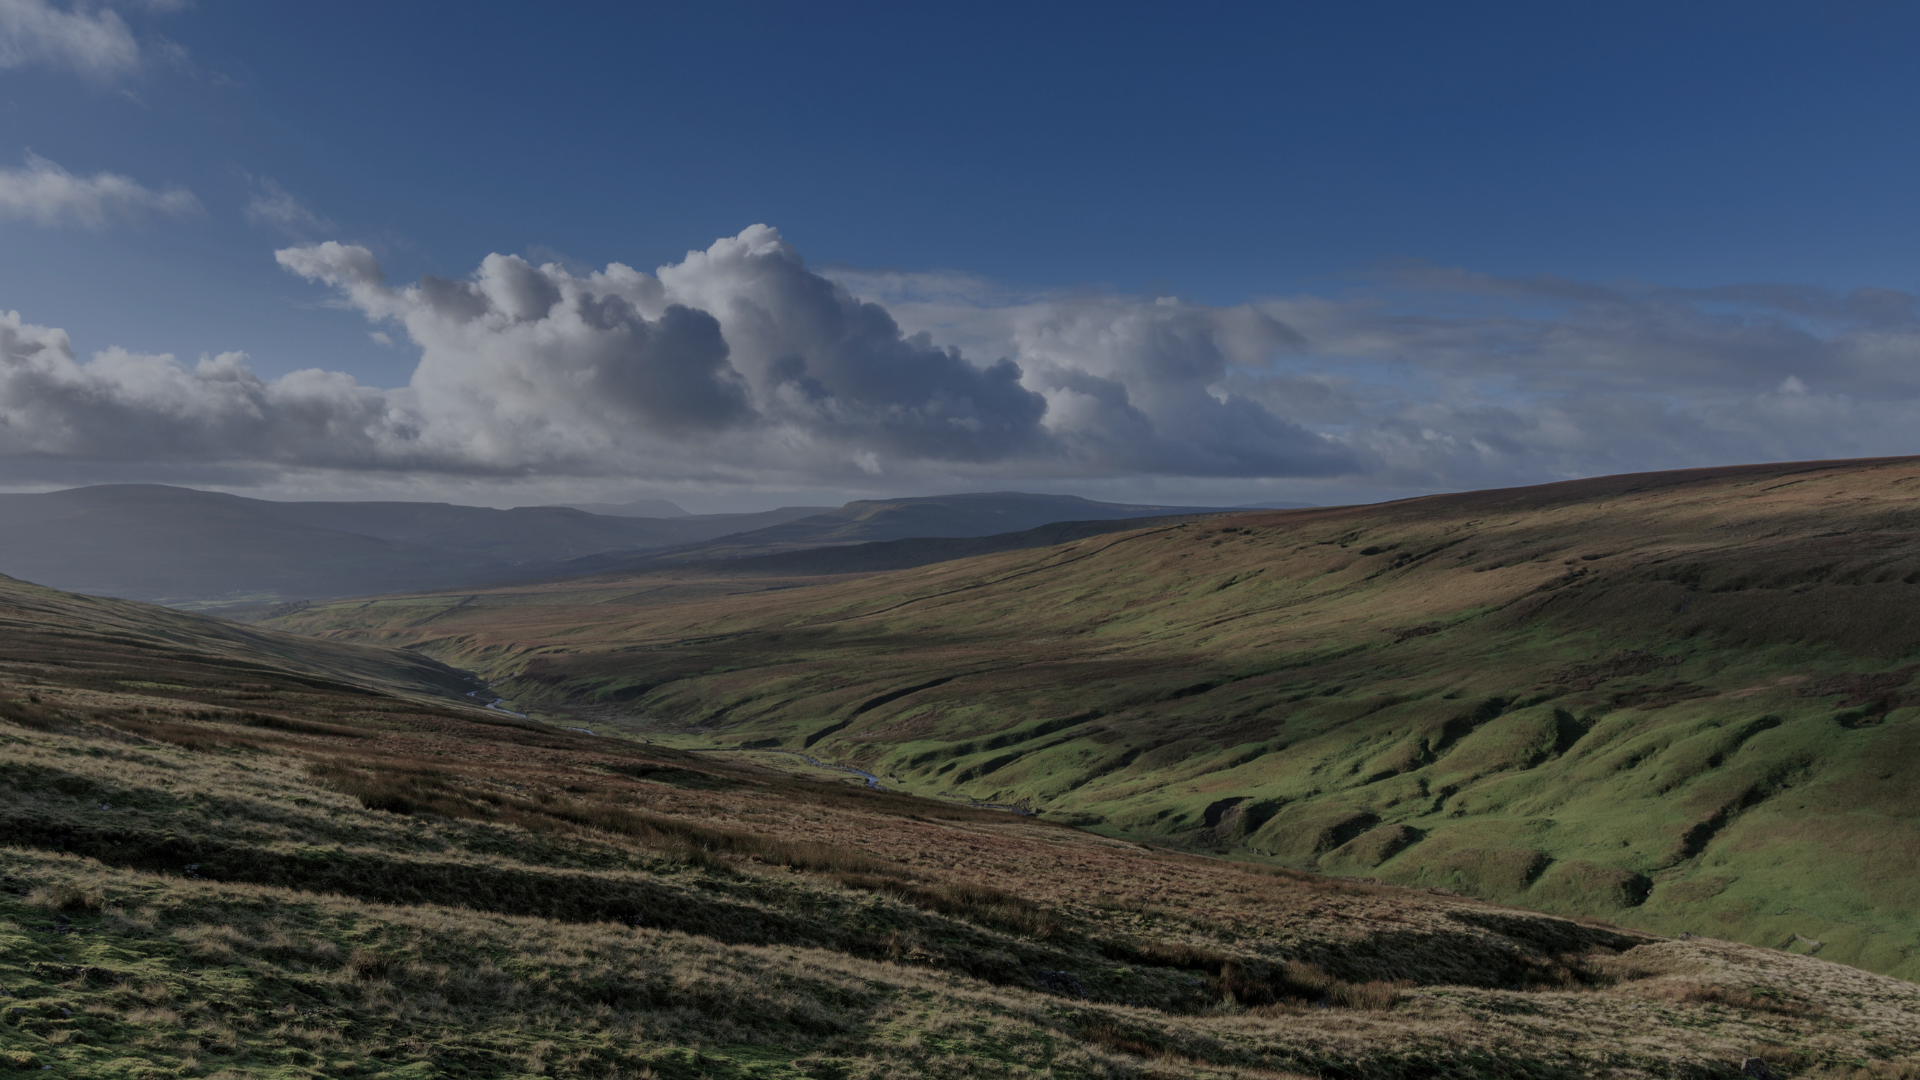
<box><xmin>0</xmin><ymin>311</ymin><xmax>407</xmax><ymax>472</ymax></box>
<box><xmin>0</xmin><ymin>152</ymin><xmax>200</xmax><ymax>228</ymax></box>
<box><xmin>271</xmin><ymin>227</ymin><xmax>1084</xmax><ymax>478</ymax></box>
<box><xmin>3</xmin><ymin>226</ymin><xmax>1918</xmax><ymax>497</ymax></box>
<box><xmin>844</xmin><ymin>260</ymin><xmax>1920</xmax><ymax>492</ymax></box>
<box><xmin>0</xmin><ymin>0</ymin><xmax>140</xmax><ymax>78</ymax></box>
<box><xmin>243</xmin><ymin>177</ymin><xmax>330</xmax><ymax>238</ymax></box>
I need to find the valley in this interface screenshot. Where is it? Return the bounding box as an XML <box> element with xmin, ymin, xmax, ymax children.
<box><xmin>260</xmin><ymin>456</ymin><xmax>1920</xmax><ymax>982</ymax></box>
<box><xmin>3</xmin><ymin>570</ymin><xmax>1919</xmax><ymax>1077</ymax></box>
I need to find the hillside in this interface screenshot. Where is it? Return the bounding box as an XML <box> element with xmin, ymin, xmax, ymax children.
<box><xmin>6</xmin><ymin>574</ymin><xmax>1920</xmax><ymax>1077</ymax></box>
<box><xmin>0</xmin><ymin>573</ymin><xmax>472</xmax><ymax>701</ymax></box>
<box><xmin>553</xmin><ymin>491</ymin><xmax>1246</xmax><ymax>574</ymax></box>
<box><xmin>262</xmin><ymin>455</ymin><xmax>1920</xmax><ymax>982</ymax></box>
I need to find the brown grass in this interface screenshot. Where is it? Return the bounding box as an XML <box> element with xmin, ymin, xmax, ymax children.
<box><xmin>1638</xmin><ymin>980</ymin><xmax>1825</xmax><ymax>1017</ymax></box>
<box><xmin>27</xmin><ymin>881</ymin><xmax>105</xmax><ymax>913</ymax></box>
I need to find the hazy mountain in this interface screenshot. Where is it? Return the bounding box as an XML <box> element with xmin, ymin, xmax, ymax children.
<box><xmin>0</xmin><ymin>485</ymin><xmax>1233</xmax><ymax>607</ymax></box>
<box><xmin>0</xmin><ymin>485</ymin><xmax>837</xmax><ymax>607</ymax></box>
<box><xmin>0</xmin><ymin>485</ymin><xmax>506</xmax><ymax>607</ymax></box>
<box><xmin>561</xmin><ymin>498</ymin><xmax>692</xmax><ymax>518</ymax></box>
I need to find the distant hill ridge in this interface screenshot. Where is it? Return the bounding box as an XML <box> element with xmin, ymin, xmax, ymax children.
<box><xmin>0</xmin><ymin>484</ymin><xmax>1244</xmax><ymax>607</ymax></box>
<box><xmin>561</xmin><ymin>497</ymin><xmax>691</xmax><ymax>518</ymax></box>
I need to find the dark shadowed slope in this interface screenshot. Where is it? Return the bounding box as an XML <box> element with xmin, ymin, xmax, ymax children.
<box><xmin>559</xmin><ymin>490</ymin><xmax>1248</xmax><ymax>573</ymax></box>
<box><xmin>265</xmin><ymin>455</ymin><xmax>1920</xmax><ymax>980</ymax></box>
<box><xmin>611</xmin><ymin>510</ymin><xmax>1247</xmax><ymax>578</ymax></box>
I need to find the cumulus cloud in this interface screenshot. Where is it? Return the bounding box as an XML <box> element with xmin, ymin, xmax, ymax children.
<box><xmin>0</xmin><ymin>0</ymin><xmax>140</xmax><ymax>78</ymax></box>
<box><xmin>0</xmin><ymin>152</ymin><xmax>200</xmax><ymax>228</ymax></box>
<box><xmin>270</xmin><ymin>227</ymin><xmax>1081</xmax><ymax>478</ymax></box>
<box><xmin>3</xmin><ymin>225</ymin><xmax>1918</xmax><ymax>497</ymax></box>
<box><xmin>0</xmin><ymin>311</ymin><xmax>409</xmax><ymax>471</ymax></box>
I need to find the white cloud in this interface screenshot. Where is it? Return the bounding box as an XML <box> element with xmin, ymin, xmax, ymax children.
<box><xmin>845</xmin><ymin>259</ymin><xmax>1920</xmax><ymax>491</ymax></box>
<box><xmin>243</xmin><ymin>177</ymin><xmax>330</xmax><ymax>238</ymax></box>
<box><xmin>0</xmin><ymin>311</ymin><xmax>407</xmax><ymax>471</ymax></box>
<box><xmin>0</xmin><ymin>0</ymin><xmax>140</xmax><ymax>78</ymax></box>
<box><xmin>3</xmin><ymin>226</ymin><xmax>1919</xmax><ymax>498</ymax></box>
<box><xmin>0</xmin><ymin>152</ymin><xmax>200</xmax><ymax>229</ymax></box>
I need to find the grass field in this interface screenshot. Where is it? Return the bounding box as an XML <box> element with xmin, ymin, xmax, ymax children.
<box><xmin>9</xmin><ymin>572</ymin><xmax>1920</xmax><ymax>1076</ymax></box>
<box><xmin>261</xmin><ymin>456</ymin><xmax>1920</xmax><ymax>982</ymax></box>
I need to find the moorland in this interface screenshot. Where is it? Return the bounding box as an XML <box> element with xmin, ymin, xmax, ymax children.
<box><xmin>261</xmin><ymin>456</ymin><xmax>1920</xmax><ymax>984</ymax></box>
<box><xmin>5</xmin><ymin>572</ymin><xmax>1920</xmax><ymax>1077</ymax></box>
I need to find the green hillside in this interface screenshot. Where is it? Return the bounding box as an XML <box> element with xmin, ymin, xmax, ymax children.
<box><xmin>264</xmin><ymin>456</ymin><xmax>1920</xmax><ymax>980</ymax></box>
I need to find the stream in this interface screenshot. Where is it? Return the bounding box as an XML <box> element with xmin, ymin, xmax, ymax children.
<box><xmin>686</xmin><ymin>747</ymin><xmax>884</xmax><ymax>788</ymax></box>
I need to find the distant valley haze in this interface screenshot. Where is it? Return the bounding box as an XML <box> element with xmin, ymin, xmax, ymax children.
<box><xmin>0</xmin><ymin>483</ymin><xmax>1252</xmax><ymax>607</ymax></box>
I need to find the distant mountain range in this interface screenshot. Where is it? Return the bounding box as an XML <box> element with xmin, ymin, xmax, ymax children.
<box><xmin>0</xmin><ymin>484</ymin><xmax>1252</xmax><ymax>608</ymax></box>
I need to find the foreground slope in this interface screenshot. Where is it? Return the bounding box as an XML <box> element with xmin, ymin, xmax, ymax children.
<box><xmin>266</xmin><ymin>456</ymin><xmax>1920</xmax><ymax>980</ymax></box>
<box><xmin>5</xmin><ymin>577</ymin><xmax>1919</xmax><ymax>1077</ymax></box>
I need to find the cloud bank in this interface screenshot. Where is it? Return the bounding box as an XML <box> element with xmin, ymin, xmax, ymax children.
<box><xmin>3</xmin><ymin>225</ymin><xmax>1917</xmax><ymax>498</ymax></box>
<box><xmin>0</xmin><ymin>152</ymin><xmax>200</xmax><ymax>228</ymax></box>
<box><xmin>0</xmin><ymin>0</ymin><xmax>141</xmax><ymax>79</ymax></box>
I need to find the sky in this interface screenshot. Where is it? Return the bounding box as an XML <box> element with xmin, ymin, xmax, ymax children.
<box><xmin>1</xmin><ymin>0</ymin><xmax>1917</xmax><ymax>512</ymax></box>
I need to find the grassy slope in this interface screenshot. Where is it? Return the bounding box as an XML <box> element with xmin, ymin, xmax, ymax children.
<box><xmin>7</xmin><ymin>577</ymin><xmax>1920</xmax><ymax>1078</ymax></box>
<box><xmin>263</xmin><ymin>456</ymin><xmax>1920</xmax><ymax>982</ymax></box>
<box><xmin>0</xmin><ymin>574</ymin><xmax>471</xmax><ymax>700</ymax></box>
<box><xmin>550</xmin><ymin>494</ymin><xmax>1243</xmax><ymax>576</ymax></box>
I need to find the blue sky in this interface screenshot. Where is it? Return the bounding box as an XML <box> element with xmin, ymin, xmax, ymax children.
<box><xmin>1</xmin><ymin>1</ymin><xmax>1917</xmax><ymax>510</ymax></box>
